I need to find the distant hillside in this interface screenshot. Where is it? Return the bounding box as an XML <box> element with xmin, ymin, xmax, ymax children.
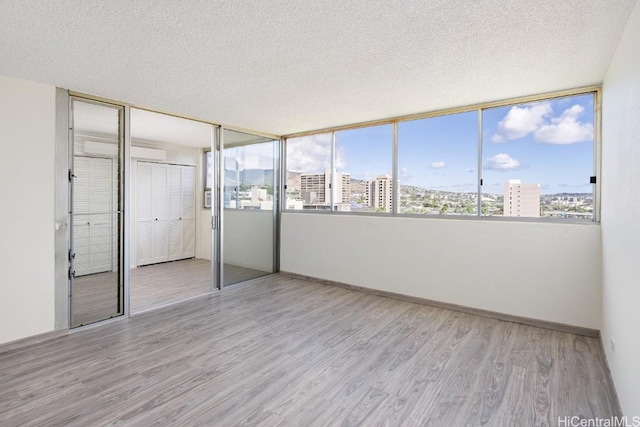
<box><xmin>287</xmin><ymin>171</ymin><xmax>301</xmax><ymax>191</ymax></box>
<box><xmin>350</xmin><ymin>178</ymin><xmax>367</xmax><ymax>195</ymax></box>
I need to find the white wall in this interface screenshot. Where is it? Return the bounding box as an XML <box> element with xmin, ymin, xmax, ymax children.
<box><xmin>223</xmin><ymin>209</ymin><xmax>274</xmax><ymax>271</ymax></box>
<box><xmin>197</xmin><ymin>208</ymin><xmax>274</xmax><ymax>273</ymax></box>
<box><xmin>196</xmin><ymin>205</ymin><xmax>273</xmax><ymax>272</ymax></box>
<box><xmin>196</xmin><ymin>208</ymin><xmax>213</xmax><ymax>260</ymax></box>
<box><xmin>0</xmin><ymin>75</ymin><xmax>56</xmax><ymax>344</ymax></box>
<box><xmin>281</xmin><ymin>214</ymin><xmax>602</xmax><ymax>329</ymax></box>
<box><xmin>601</xmin><ymin>0</ymin><xmax>640</xmax><ymax>417</ymax></box>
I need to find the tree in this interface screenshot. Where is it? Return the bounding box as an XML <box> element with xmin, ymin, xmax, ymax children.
<box><xmin>439</xmin><ymin>203</ymin><xmax>450</xmax><ymax>214</ymax></box>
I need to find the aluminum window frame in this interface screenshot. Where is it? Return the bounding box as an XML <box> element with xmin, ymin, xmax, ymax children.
<box><xmin>282</xmin><ymin>86</ymin><xmax>601</xmax><ymax>224</ymax></box>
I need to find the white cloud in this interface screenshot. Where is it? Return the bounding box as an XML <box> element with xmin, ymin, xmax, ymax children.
<box><xmin>242</xmin><ymin>155</ymin><xmax>270</xmax><ymax>170</ymax></box>
<box><xmin>484</xmin><ymin>153</ymin><xmax>521</xmax><ymax>171</ymax></box>
<box><xmin>400</xmin><ymin>167</ymin><xmax>413</xmax><ymax>180</ymax></box>
<box><xmin>226</xmin><ymin>143</ymin><xmax>275</xmax><ymax>170</ymax></box>
<box><xmin>534</xmin><ymin>104</ymin><xmax>593</xmax><ymax>144</ymax></box>
<box><xmin>491</xmin><ymin>102</ymin><xmax>551</xmax><ymax>142</ymax></box>
<box><xmin>430</xmin><ymin>161</ymin><xmax>446</xmax><ymax>169</ymax></box>
<box><xmin>286</xmin><ymin>134</ymin><xmax>346</xmax><ymax>172</ymax></box>
<box><xmin>491</xmin><ymin>102</ymin><xmax>592</xmax><ymax>145</ymax></box>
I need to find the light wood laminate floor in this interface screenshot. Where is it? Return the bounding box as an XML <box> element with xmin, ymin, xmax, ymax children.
<box><xmin>1</xmin><ymin>275</ymin><xmax>619</xmax><ymax>426</ymax></box>
<box><xmin>131</xmin><ymin>258</ymin><xmax>271</xmax><ymax>312</ymax></box>
<box><xmin>71</xmin><ymin>271</ymin><xmax>120</xmax><ymax>327</ymax></box>
<box><xmin>72</xmin><ymin>259</ymin><xmax>271</xmax><ymax>323</ymax></box>
<box><xmin>223</xmin><ymin>262</ymin><xmax>272</xmax><ymax>287</ymax></box>
<box><xmin>131</xmin><ymin>258</ymin><xmax>212</xmax><ymax>313</ymax></box>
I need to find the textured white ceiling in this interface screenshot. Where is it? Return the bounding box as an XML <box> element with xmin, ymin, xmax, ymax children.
<box><xmin>0</xmin><ymin>0</ymin><xmax>636</xmax><ymax>135</ymax></box>
<box><xmin>131</xmin><ymin>108</ymin><xmax>211</xmax><ymax>148</ymax></box>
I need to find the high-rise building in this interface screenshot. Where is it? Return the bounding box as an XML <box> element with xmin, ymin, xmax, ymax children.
<box><xmin>503</xmin><ymin>179</ymin><xmax>540</xmax><ymax>217</ymax></box>
<box><xmin>300</xmin><ymin>168</ymin><xmax>350</xmax><ymax>209</ymax></box>
<box><xmin>366</xmin><ymin>175</ymin><xmax>393</xmax><ymax>212</ymax></box>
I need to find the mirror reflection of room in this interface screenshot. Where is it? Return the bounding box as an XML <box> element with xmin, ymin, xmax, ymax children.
<box><xmin>130</xmin><ymin>109</ymin><xmax>212</xmax><ymax>313</ymax></box>
<box><xmin>70</xmin><ymin>100</ymin><xmax>123</xmax><ymax>327</ymax></box>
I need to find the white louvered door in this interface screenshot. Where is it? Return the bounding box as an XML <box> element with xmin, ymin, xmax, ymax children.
<box><xmin>138</xmin><ymin>162</ymin><xmax>169</xmax><ymax>266</ymax></box>
<box><xmin>72</xmin><ymin>156</ymin><xmax>114</xmax><ymax>276</ymax></box>
<box><xmin>89</xmin><ymin>158</ymin><xmax>114</xmax><ymax>273</ymax></box>
<box><xmin>72</xmin><ymin>157</ymin><xmax>91</xmax><ymax>275</ymax></box>
<box><xmin>167</xmin><ymin>166</ymin><xmax>184</xmax><ymax>261</ymax></box>
<box><xmin>167</xmin><ymin>165</ymin><xmax>195</xmax><ymax>261</ymax></box>
<box><xmin>136</xmin><ymin>162</ymin><xmax>154</xmax><ymax>265</ymax></box>
<box><xmin>137</xmin><ymin>162</ymin><xmax>195</xmax><ymax>266</ymax></box>
<box><xmin>151</xmin><ymin>163</ymin><xmax>169</xmax><ymax>263</ymax></box>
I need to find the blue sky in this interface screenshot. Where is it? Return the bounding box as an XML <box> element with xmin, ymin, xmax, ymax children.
<box><xmin>335</xmin><ymin>125</ymin><xmax>393</xmax><ymax>178</ymax></box>
<box><xmin>398</xmin><ymin>112</ymin><xmax>477</xmax><ymax>192</ymax></box>
<box><xmin>481</xmin><ymin>94</ymin><xmax>594</xmax><ymax>195</ymax></box>
<box><xmin>287</xmin><ymin>93</ymin><xmax>595</xmax><ymax>196</ymax></box>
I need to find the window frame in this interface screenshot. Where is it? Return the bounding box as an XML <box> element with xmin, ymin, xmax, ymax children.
<box><xmin>282</xmin><ymin>86</ymin><xmax>601</xmax><ymax>223</ymax></box>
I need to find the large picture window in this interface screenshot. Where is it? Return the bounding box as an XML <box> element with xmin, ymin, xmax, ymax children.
<box><xmin>284</xmin><ymin>90</ymin><xmax>597</xmax><ymax>222</ymax></box>
<box><xmin>398</xmin><ymin>112</ymin><xmax>478</xmax><ymax>215</ymax></box>
<box><xmin>482</xmin><ymin>93</ymin><xmax>594</xmax><ymax>219</ymax></box>
<box><xmin>334</xmin><ymin>124</ymin><xmax>393</xmax><ymax>212</ymax></box>
<box><xmin>285</xmin><ymin>133</ymin><xmax>332</xmax><ymax>211</ymax></box>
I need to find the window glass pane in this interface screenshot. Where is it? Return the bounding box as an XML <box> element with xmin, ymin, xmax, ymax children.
<box><xmin>285</xmin><ymin>133</ymin><xmax>332</xmax><ymax>210</ymax></box>
<box><xmin>224</xmin><ymin>141</ymin><xmax>275</xmax><ymax>210</ymax></box>
<box><xmin>482</xmin><ymin>93</ymin><xmax>594</xmax><ymax>219</ymax></box>
<box><xmin>205</xmin><ymin>151</ymin><xmax>212</xmax><ymax>190</ymax></box>
<box><xmin>397</xmin><ymin>112</ymin><xmax>478</xmax><ymax>215</ymax></box>
<box><xmin>335</xmin><ymin>124</ymin><xmax>393</xmax><ymax>212</ymax></box>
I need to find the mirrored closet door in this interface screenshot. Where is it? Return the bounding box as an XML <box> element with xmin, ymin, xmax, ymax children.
<box><xmin>69</xmin><ymin>99</ymin><xmax>124</xmax><ymax>327</ymax></box>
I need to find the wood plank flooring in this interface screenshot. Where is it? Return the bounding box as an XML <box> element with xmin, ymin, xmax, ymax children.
<box><xmin>0</xmin><ymin>275</ymin><xmax>619</xmax><ymax>426</ymax></box>
<box><xmin>72</xmin><ymin>259</ymin><xmax>270</xmax><ymax>322</ymax></box>
<box><xmin>131</xmin><ymin>259</ymin><xmax>212</xmax><ymax>313</ymax></box>
<box><xmin>223</xmin><ymin>263</ymin><xmax>272</xmax><ymax>287</ymax></box>
<box><xmin>131</xmin><ymin>258</ymin><xmax>271</xmax><ymax>312</ymax></box>
<box><xmin>71</xmin><ymin>271</ymin><xmax>120</xmax><ymax>327</ymax></box>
